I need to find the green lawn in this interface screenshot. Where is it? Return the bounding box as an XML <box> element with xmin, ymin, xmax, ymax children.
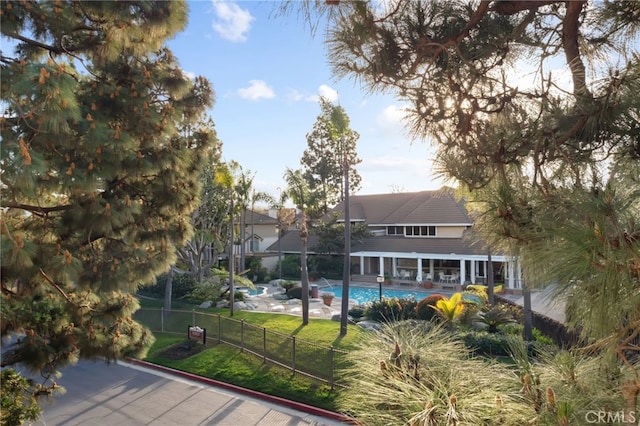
<box><xmin>138</xmin><ymin>301</ymin><xmax>367</xmax><ymax>411</ymax></box>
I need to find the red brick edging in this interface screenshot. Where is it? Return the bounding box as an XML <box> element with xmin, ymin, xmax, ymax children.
<box><xmin>125</xmin><ymin>358</ymin><xmax>356</xmax><ymax>424</ymax></box>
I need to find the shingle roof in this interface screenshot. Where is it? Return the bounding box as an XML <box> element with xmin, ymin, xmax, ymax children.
<box><xmin>331</xmin><ymin>188</ymin><xmax>472</xmax><ymax>225</ymax></box>
<box><xmin>245</xmin><ymin>210</ymin><xmax>278</xmax><ymax>225</ymax></box>
<box><xmin>264</xmin><ymin>189</ymin><xmax>488</xmax><ymax>256</ymax></box>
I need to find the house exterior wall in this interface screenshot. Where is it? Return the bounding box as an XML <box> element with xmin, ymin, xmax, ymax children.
<box><xmin>435</xmin><ymin>226</ymin><xmax>467</xmax><ymax>238</ymax></box>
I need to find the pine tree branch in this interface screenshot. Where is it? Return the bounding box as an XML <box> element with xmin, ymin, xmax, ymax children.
<box><xmin>1</xmin><ymin>203</ymin><xmax>72</xmax><ymax>214</ymax></box>
<box><xmin>39</xmin><ymin>269</ymin><xmax>72</xmax><ymax>304</ymax></box>
<box><xmin>9</xmin><ymin>33</ymin><xmax>67</xmax><ymax>55</ymax></box>
<box><xmin>562</xmin><ymin>0</ymin><xmax>591</xmax><ymax>98</ymax></box>
<box><xmin>491</xmin><ymin>0</ymin><xmax>559</xmax><ymax>16</ymax></box>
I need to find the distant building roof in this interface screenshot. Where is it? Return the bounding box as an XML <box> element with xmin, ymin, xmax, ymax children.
<box><xmin>331</xmin><ymin>188</ymin><xmax>472</xmax><ymax>225</ymax></box>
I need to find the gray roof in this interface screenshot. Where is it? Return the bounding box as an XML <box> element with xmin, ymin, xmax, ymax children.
<box><xmin>264</xmin><ymin>189</ymin><xmax>490</xmax><ymax>256</ymax></box>
<box><xmin>331</xmin><ymin>189</ymin><xmax>472</xmax><ymax>225</ymax></box>
<box><xmin>244</xmin><ymin>210</ymin><xmax>278</xmax><ymax>225</ymax></box>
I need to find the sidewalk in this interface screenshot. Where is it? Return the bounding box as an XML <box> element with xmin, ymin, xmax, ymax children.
<box><xmin>33</xmin><ymin>358</ymin><xmax>352</xmax><ymax>426</ymax></box>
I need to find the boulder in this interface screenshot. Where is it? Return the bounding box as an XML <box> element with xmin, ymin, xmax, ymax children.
<box><xmin>199</xmin><ymin>301</ymin><xmax>213</xmax><ymax>309</ymax></box>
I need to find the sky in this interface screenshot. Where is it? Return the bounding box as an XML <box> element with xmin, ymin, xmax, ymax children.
<box><xmin>166</xmin><ymin>1</ymin><xmax>447</xmax><ymax>202</ymax></box>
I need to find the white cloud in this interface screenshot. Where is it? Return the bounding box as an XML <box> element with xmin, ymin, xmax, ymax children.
<box><xmin>182</xmin><ymin>70</ymin><xmax>196</xmax><ymax>80</ymax></box>
<box><xmin>237</xmin><ymin>80</ymin><xmax>275</xmax><ymax>101</ymax></box>
<box><xmin>376</xmin><ymin>104</ymin><xmax>410</xmax><ymax>134</ymax></box>
<box><xmin>286</xmin><ymin>89</ymin><xmax>304</xmax><ymax>102</ymax></box>
<box><xmin>211</xmin><ymin>0</ymin><xmax>254</xmax><ymax>42</ymax></box>
<box><xmin>286</xmin><ymin>86</ymin><xmax>337</xmax><ymax>103</ymax></box>
<box><xmin>318</xmin><ymin>84</ymin><xmax>339</xmax><ymax>102</ymax></box>
<box><xmin>358</xmin><ymin>154</ymin><xmax>446</xmax><ymax>194</ymax></box>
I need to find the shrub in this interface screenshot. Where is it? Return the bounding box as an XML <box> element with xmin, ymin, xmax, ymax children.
<box><xmin>286</xmin><ymin>286</ymin><xmax>311</xmax><ymax>300</ymax></box>
<box><xmin>187</xmin><ymin>279</ymin><xmax>224</xmax><ymax>304</ymax></box>
<box><xmin>365</xmin><ymin>298</ymin><xmax>418</xmax><ymax>323</ymax></box>
<box><xmin>456</xmin><ymin>330</ymin><xmax>526</xmax><ymax>356</ymax></box>
<box><xmin>279</xmin><ymin>254</ymin><xmax>301</xmax><ymax>279</ymax></box>
<box><xmin>473</xmin><ymin>305</ymin><xmax>517</xmax><ymax>333</ymax></box>
<box><xmin>245</xmin><ymin>256</ymin><xmax>268</xmax><ymax>283</ymax></box>
<box><xmin>348</xmin><ymin>305</ymin><xmax>366</xmax><ymax>320</ymax></box>
<box><xmin>280</xmin><ymin>280</ymin><xmax>298</xmax><ymax>292</ymax></box>
<box><xmin>139</xmin><ymin>273</ymin><xmax>198</xmax><ymax>299</ymax></box>
<box><xmin>415</xmin><ymin>294</ymin><xmax>445</xmax><ymax>321</ymax></box>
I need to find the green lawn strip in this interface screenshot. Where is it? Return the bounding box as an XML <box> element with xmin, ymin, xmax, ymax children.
<box><xmin>144</xmin><ymin>336</ymin><xmax>339</xmax><ymax>411</ymax></box>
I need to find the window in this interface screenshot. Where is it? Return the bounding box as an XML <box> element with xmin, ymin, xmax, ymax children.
<box><xmin>387</xmin><ymin>226</ymin><xmax>403</xmax><ymax>235</ymax></box>
<box><xmin>405</xmin><ymin>226</ymin><xmax>436</xmax><ymax>237</ymax></box>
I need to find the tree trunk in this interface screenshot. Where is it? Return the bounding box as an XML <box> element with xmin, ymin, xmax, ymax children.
<box><xmin>340</xmin><ymin>157</ymin><xmax>351</xmax><ymax>336</ymax></box>
<box><xmin>523</xmin><ymin>286</ymin><xmax>533</xmax><ymax>341</ymax></box>
<box><xmin>164</xmin><ymin>267</ymin><xmax>174</xmax><ymax>312</ymax></box>
<box><xmin>487</xmin><ymin>251</ymin><xmax>494</xmax><ymax>306</ymax></box>
<box><xmin>621</xmin><ymin>379</ymin><xmax>639</xmax><ymax>425</ymax></box>
<box><xmin>229</xmin><ymin>194</ymin><xmax>235</xmax><ymax>317</ymax></box>
<box><xmin>240</xmin><ymin>208</ymin><xmax>246</xmax><ymax>275</ymax></box>
<box><xmin>300</xmin><ymin>212</ymin><xmax>310</xmax><ymax>325</ymax></box>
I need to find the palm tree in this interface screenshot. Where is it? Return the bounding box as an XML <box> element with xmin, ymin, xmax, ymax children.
<box><xmin>284</xmin><ymin>168</ymin><xmax>316</xmax><ymax>325</ymax></box>
<box><xmin>269</xmin><ymin>188</ymin><xmax>294</xmax><ymax>280</ymax></box>
<box><xmin>214</xmin><ymin>161</ymin><xmax>240</xmax><ymax>316</ymax></box>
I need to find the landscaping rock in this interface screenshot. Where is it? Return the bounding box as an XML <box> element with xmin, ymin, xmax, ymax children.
<box><xmin>357</xmin><ymin>321</ymin><xmax>383</xmax><ymax>332</ymax></box>
<box><xmin>199</xmin><ymin>301</ymin><xmax>213</xmax><ymax>309</ymax></box>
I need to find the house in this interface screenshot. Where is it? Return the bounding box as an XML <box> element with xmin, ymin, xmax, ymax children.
<box><xmin>233</xmin><ymin>208</ymin><xmax>297</xmax><ymax>272</ymax></box>
<box><xmin>267</xmin><ymin>189</ymin><xmax>522</xmax><ymax>292</ymax></box>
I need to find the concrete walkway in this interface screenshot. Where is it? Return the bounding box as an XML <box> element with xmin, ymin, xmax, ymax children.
<box><xmin>34</xmin><ymin>359</ymin><xmax>351</xmax><ymax>426</ymax></box>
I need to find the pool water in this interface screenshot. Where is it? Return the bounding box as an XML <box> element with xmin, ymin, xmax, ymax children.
<box><xmin>321</xmin><ymin>285</ymin><xmax>433</xmax><ymax>305</ymax></box>
<box><xmin>238</xmin><ymin>286</ymin><xmax>267</xmax><ymax>296</ymax></box>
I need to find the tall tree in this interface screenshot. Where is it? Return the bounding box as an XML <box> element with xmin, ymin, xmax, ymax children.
<box><xmin>301</xmin><ymin>97</ymin><xmax>361</xmax><ymax>214</ymax></box>
<box><xmin>284</xmin><ymin>168</ymin><xmax>317</xmax><ymax>325</ymax></box>
<box><xmin>291</xmin><ymin>0</ymin><xmax>640</xmax><ymax>413</ymax></box>
<box><xmin>214</xmin><ymin>161</ymin><xmax>242</xmax><ymax>316</ymax></box>
<box><xmin>269</xmin><ymin>188</ymin><xmax>296</xmax><ymax>280</ymax></box>
<box><xmin>164</xmin><ymin>138</ymin><xmax>227</xmax><ymax>311</ymax></box>
<box><xmin>0</xmin><ymin>0</ymin><xmax>215</xmax><ymax>410</ymax></box>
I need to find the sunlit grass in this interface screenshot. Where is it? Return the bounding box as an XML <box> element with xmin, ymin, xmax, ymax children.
<box><xmin>144</xmin><ymin>334</ymin><xmax>340</xmax><ymax>410</ymax></box>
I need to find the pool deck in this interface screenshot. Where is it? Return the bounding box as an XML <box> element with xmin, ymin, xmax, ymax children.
<box><xmin>244</xmin><ymin>278</ymin><xmax>457</xmax><ymax>319</ymax></box>
<box><xmin>242</xmin><ymin>278</ymin><xmax>545</xmax><ymax>322</ymax></box>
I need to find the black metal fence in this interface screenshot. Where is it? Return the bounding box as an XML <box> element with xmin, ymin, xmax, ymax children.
<box><xmin>134</xmin><ymin>308</ymin><xmax>350</xmax><ymax>388</ymax></box>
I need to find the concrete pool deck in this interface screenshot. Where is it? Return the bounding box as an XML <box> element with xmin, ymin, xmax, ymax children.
<box><xmin>244</xmin><ymin>278</ymin><xmax>561</xmax><ymax>323</ymax></box>
<box><xmin>244</xmin><ymin>278</ymin><xmax>453</xmax><ymax>319</ymax></box>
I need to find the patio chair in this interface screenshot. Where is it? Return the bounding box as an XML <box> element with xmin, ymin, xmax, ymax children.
<box><xmin>438</xmin><ymin>271</ymin><xmax>446</xmax><ymax>282</ymax></box>
<box><xmin>451</xmin><ymin>272</ymin><xmax>459</xmax><ymax>283</ymax></box>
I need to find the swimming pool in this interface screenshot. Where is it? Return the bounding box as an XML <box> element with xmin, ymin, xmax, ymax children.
<box><xmin>237</xmin><ymin>286</ymin><xmax>267</xmax><ymax>296</ymax></box>
<box><xmin>321</xmin><ymin>285</ymin><xmax>433</xmax><ymax>305</ymax></box>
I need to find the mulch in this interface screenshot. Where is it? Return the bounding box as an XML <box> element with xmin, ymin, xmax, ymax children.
<box><xmin>157</xmin><ymin>340</ymin><xmax>208</xmax><ymax>360</ymax></box>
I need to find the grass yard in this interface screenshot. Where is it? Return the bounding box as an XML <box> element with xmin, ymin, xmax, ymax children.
<box><xmin>144</xmin><ymin>335</ymin><xmax>340</xmax><ymax>410</ymax></box>
<box><xmin>138</xmin><ymin>304</ymin><xmax>368</xmax><ymax>411</ymax></box>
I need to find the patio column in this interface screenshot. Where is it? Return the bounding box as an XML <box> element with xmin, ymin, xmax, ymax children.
<box><xmin>516</xmin><ymin>257</ymin><xmax>522</xmax><ymax>289</ymax></box>
<box><xmin>459</xmin><ymin>259</ymin><xmax>466</xmax><ymax>285</ymax></box>
<box><xmin>429</xmin><ymin>259</ymin><xmax>435</xmax><ymax>280</ymax></box>
<box><xmin>359</xmin><ymin>255</ymin><xmax>365</xmax><ymax>276</ymax></box>
<box><xmin>379</xmin><ymin>256</ymin><xmax>385</xmax><ymax>277</ymax></box>
<box><xmin>392</xmin><ymin>257</ymin><xmax>398</xmax><ymax>278</ymax></box>
<box><xmin>470</xmin><ymin>260</ymin><xmax>476</xmax><ymax>284</ymax></box>
<box><xmin>508</xmin><ymin>257</ymin><xmax>515</xmax><ymax>289</ymax></box>
<box><xmin>416</xmin><ymin>258</ymin><xmax>423</xmax><ymax>281</ymax></box>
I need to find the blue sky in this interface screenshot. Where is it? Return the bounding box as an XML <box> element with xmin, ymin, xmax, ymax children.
<box><xmin>167</xmin><ymin>1</ymin><xmax>445</xmax><ymax>201</ymax></box>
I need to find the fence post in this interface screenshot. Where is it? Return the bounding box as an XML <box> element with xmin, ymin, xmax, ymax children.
<box><xmin>329</xmin><ymin>346</ymin><xmax>335</xmax><ymax>390</ymax></box>
<box><xmin>217</xmin><ymin>314</ymin><xmax>221</xmax><ymax>344</ymax></box>
<box><xmin>291</xmin><ymin>336</ymin><xmax>296</xmax><ymax>374</ymax></box>
<box><xmin>240</xmin><ymin>320</ymin><xmax>244</xmax><ymax>352</ymax></box>
<box><xmin>160</xmin><ymin>307</ymin><xmax>164</xmax><ymax>333</ymax></box>
<box><xmin>263</xmin><ymin>327</ymin><xmax>267</xmax><ymax>363</ymax></box>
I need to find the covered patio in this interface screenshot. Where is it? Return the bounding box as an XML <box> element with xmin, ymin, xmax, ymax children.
<box><xmin>350</xmin><ymin>250</ymin><xmax>521</xmax><ymax>290</ymax></box>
